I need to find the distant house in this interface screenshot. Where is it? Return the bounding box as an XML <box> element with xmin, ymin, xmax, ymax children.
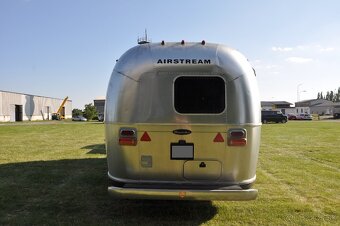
<box><xmin>261</xmin><ymin>101</ymin><xmax>295</xmax><ymax>114</ymax></box>
<box><xmin>295</xmin><ymin>99</ymin><xmax>334</xmax><ymax>115</ymax></box>
<box><xmin>93</xmin><ymin>97</ymin><xmax>105</xmax><ymax>120</ymax></box>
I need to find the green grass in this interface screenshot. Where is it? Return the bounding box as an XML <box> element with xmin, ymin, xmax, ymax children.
<box><xmin>0</xmin><ymin>121</ymin><xmax>339</xmax><ymax>225</ymax></box>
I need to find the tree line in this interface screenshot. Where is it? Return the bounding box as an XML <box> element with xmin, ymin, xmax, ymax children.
<box><xmin>317</xmin><ymin>87</ymin><xmax>340</xmax><ymax>102</ymax></box>
<box><xmin>72</xmin><ymin>103</ymin><xmax>98</xmax><ymax>120</ymax></box>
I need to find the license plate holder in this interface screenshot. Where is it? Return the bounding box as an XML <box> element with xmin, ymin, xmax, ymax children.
<box><xmin>171</xmin><ymin>143</ymin><xmax>194</xmax><ymax>160</ymax></box>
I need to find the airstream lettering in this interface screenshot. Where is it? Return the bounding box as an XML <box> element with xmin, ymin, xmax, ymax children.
<box><xmin>105</xmin><ymin>41</ymin><xmax>261</xmax><ymax>201</ymax></box>
<box><xmin>156</xmin><ymin>59</ymin><xmax>211</xmax><ymax>64</ymax></box>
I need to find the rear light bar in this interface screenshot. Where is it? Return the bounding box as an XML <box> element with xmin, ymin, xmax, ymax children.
<box><xmin>227</xmin><ymin>129</ymin><xmax>247</xmax><ymax>146</ymax></box>
<box><xmin>119</xmin><ymin>128</ymin><xmax>137</xmax><ymax>146</ymax></box>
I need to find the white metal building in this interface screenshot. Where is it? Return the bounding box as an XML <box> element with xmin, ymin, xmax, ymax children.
<box><xmin>261</xmin><ymin>101</ymin><xmax>295</xmax><ymax>115</ymax></box>
<box><xmin>0</xmin><ymin>90</ymin><xmax>72</xmax><ymax>122</ymax></box>
<box><xmin>295</xmin><ymin>99</ymin><xmax>334</xmax><ymax>115</ymax></box>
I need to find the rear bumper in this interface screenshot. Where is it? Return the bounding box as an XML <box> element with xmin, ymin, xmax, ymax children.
<box><xmin>108</xmin><ymin>186</ymin><xmax>258</xmax><ymax>201</ymax></box>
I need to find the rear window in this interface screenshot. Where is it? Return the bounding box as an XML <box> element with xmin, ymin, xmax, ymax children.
<box><xmin>174</xmin><ymin>76</ymin><xmax>225</xmax><ymax>114</ymax></box>
<box><xmin>262</xmin><ymin>111</ymin><xmax>282</xmax><ymax>115</ymax></box>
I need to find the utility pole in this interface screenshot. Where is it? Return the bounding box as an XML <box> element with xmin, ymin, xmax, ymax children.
<box><xmin>297</xmin><ymin>83</ymin><xmax>302</xmax><ymax>102</ymax></box>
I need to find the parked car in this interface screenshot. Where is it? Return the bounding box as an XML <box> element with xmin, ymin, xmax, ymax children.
<box><xmin>261</xmin><ymin>110</ymin><xmax>288</xmax><ymax>123</ymax></box>
<box><xmin>72</xmin><ymin>116</ymin><xmax>87</xmax><ymax>121</ymax></box>
<box><xmin>288</xmin><ymin>114</ymin><xmax>297</xmax><ymax>120</ymax></box>
<box><xmin>296</xmin><ymin>113</ymin><xmax>312</xmax><ymax>120</ymax></box>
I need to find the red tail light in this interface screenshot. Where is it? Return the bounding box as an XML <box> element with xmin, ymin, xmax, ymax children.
<box><xmin>228</xmin><ymin>138</ymin><xmax>247</xmax><ymax>146</ymax></box>
<box><xmin>228</xmin><ymin>129</ymin><xmax>247</xmax><ymax>146</ymax></box>
<box><xmin>120</xmin><ymin>130</ymin><xmax>135</xmax><ymax>136</ymax></box>
<box><xmin>140</xmin><ymin>132</ymin><xmax>151</xmax><ymax>142</ymax></box>
<box><xmin>119</xmin><ymin>128</ymin><xmax>137</xmax><ymax>146</ymax></box>
<box><xmin>230</xmin><ymin>131</ymin><xmax>245</xmax><ymax>137</ymax></box>
<box><xmin>119</xmin><ymin>137</ymin><xmax>137</xmax><ymax>146</ymax></box>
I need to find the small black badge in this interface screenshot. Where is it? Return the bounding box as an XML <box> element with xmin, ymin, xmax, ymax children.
<box><xmin>173</xmin><ymin>129</ymin><xmax>192</xmax><ymax>135</ymax></box>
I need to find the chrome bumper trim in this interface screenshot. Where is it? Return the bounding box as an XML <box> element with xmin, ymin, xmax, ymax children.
<box><xmin>108</xmin><ymin>186</ymin><xmax>258</xmax><ymax>201</ymax></box>
<box><xmin>107</xmin><ymin>172</ymin><xmax>257</xmax><ymax>186</ymax></box>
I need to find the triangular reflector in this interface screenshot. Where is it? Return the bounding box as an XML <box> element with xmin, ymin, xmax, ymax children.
<box><xmin>213</xmin><ymin>132</ymin><xmax>224</xmax><ymax>142</ymax></box>
<box><xmin>140</xmin><ymin>132</ymin><xmax>151</xmax><ymax>141</ymax></box>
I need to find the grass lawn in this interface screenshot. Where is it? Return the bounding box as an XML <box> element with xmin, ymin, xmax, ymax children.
<box><xmin>0</xmin><ymin>121</ymin><xmax>339</xmax><ymax>225</ymax></box>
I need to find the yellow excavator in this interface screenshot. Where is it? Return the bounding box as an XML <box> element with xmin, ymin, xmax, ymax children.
<box><xmin>52</xmin><ymin>96</ymin><xmax>68</xmax><ymax>120</ymax></box>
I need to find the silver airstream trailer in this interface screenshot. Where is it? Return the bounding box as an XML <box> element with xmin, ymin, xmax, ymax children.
<box><xmin>105</xmin><ymin>41</ymin><xmax>261</xmax><ymax>201</ymax></box>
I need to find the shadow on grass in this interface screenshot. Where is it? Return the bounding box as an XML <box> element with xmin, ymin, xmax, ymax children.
<box><xmin>0</xmin><ymin>158</ymin><xmax>217</xmax><ymax>225</ymax></box>
<box><xmin>82</xmin><ymin>143</ymin><xmax>106</xmax><ymax>154</ymax></box>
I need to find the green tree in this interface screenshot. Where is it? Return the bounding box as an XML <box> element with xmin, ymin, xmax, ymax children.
<box><xmin>83</xmin><ymin>103</ymin><xmax>97</xmax><ymax>120</ymax></box>
<box><xmin>326</xmin><ymin>91</ymin><xmax>330</xmax><ymax>101</ymax></box>
<box><xmin>336</xmin><ymin>88</ymin><xmax>340</xmax><ymax>102</ymax></box>
<box><xmin>316</xmin><ymin>87</ymin><xmax>340</xmax><ymax>102</ymax></box>
<box><xmin>329</xmin><ymin>91</ymin><xmax>334</xmax><ymax>102</ymax></box>
<box><xmin>72</xmin><ymin>108</ymin><xmax>83</xmax><ymax>117</ymax></box>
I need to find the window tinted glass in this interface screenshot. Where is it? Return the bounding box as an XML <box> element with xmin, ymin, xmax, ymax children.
<box><xmin>174</xmin><ymin>76</ymin><xmax>225</xmax><ymax>114</ymax></box>
<box><xmin>262</xmin><ymin>111</ymin><xmax>280</xmax><ymax>115</ymax></box>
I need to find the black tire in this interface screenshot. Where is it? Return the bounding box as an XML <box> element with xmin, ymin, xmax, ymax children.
<box><xmin>282</xmin><ymin>119</ymin><xmax>287</xmax><ymax>123</ymax></box>
<box><xmin>263</xmin><ymin>119</ymin><xmax>267</xmax><ymax>124</ymax></box>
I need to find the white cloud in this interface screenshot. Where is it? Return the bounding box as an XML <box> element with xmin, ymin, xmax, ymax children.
<box><xmin>250</xmin><ymin>60</ymin><xmax>279</xmax><ymax>71</ymax></box>
<box><xmin>273</xmin><ymin>44</ymin><xmax>336</xmax><ymax>53</ymax></box>
<box><xmin>320</xmin><ymin>47</ymin><xmax>335</xmax><ymax>52</ymax></box>
<box><xmin>285</xmin><ymin>57</ymin><xmax>313</xmax><ymax>63</ymax></box>
<box><xmin>271</xmin><ymin>47</ymin><xmax>293</xmax><ymax>52</ymax></box>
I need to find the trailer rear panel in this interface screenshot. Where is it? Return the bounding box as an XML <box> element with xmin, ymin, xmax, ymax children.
<box><xmin>105</xmin><ymin>41</ymin><xmax>261</xmax><ymax>200</ymax></box>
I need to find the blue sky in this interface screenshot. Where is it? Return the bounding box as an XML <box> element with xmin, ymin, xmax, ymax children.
<box><xmin>1</xmin><ymin>0</ymin><xmax>339</xmax><ymax>108</ymax></box>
